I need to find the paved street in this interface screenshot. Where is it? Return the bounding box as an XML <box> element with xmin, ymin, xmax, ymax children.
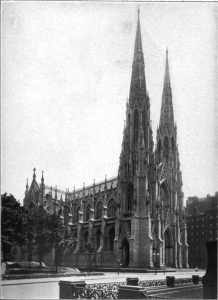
<box><xmin>1</xmin><ymin>269</ymin><xmax>205</xmax><ymax>299</ymax></box>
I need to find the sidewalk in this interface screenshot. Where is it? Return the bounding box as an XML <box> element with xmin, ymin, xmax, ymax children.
<box><xmin>2</xmin><ymin>269</ymin><xmax>205</xmax><ymax>286</ymax></box>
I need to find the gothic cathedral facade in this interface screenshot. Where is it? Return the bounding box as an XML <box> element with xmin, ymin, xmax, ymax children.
<box><xmin>24</xmin><ymin>11</ymin><xmax>189</xmax><ymax>269</ymax></box>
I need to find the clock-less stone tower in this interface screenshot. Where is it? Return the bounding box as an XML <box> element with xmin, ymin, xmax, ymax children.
<box><xmin>115</xmin><ymin>10</ymin><xmax>189</xmax><ymax>268</ymax></box>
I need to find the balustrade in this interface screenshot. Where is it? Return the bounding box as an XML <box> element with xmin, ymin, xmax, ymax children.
<box><xmin>59</xmin><ymin>275</ymin><xmax>203</xmax><ymax>299</ymax></box>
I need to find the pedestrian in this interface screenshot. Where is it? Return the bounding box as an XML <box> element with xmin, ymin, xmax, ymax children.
<box><xmin>117</xmin><ymin>259</ymin><xmax>120</xmax><ymax>275</ymax></box>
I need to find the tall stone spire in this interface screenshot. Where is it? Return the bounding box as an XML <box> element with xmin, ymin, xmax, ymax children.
<box><xmin>129</xmin><ymin>8</ymin><xmax>147</xmax><ymax>101</ymax></box>
<box><xmin>133</xmin><ymin>8</ymin><xmax>143</xmax><ymax>64</ymax></box>
<box><xmin>159</xmin><ymin>49</ymin><xmax>174</xmax><ymax>129</ymax></box>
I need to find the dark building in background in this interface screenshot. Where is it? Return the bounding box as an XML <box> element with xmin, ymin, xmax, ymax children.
<box><xmin>186</xmin><ymin>192</ymin><xmax>218</xmax><ymax>268</ymax></box>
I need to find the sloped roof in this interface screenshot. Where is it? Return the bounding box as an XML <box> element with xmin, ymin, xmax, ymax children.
<box><xmin>40</xmin><ymin>176</ymin><xmax>118</xmax><ymax>201</ymax></box>
<box><xmin>70</xmin><ymin>176</ymin><xmax>118</xmax><ymax>199</ymax></box>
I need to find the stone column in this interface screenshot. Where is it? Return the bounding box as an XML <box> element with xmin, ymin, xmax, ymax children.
<box><xmin>173</xmin><ymin>225</ymin><xmax>178</xmax><ymax>268</ymax></box>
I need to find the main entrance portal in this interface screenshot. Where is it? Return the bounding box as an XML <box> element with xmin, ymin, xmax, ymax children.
<box><xmin>122</xmin><ymin>239</ymin><xmax>130</xmax><ymax>267</ymax></box>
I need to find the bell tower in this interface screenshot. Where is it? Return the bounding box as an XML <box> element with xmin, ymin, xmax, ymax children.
<box><xmin>155</xmin><ymin>50</ymin><xmax>189</xmax><ymax>268</ymax></box>
<box><xmin>116</xmin><ymin>9</ymin><xmax>154</xmax><ymax>268</ymax></box>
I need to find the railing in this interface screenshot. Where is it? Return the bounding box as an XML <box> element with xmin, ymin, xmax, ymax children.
<box><xmin>70</xmin><ymin>276</ymin><xmax>203</xmax><ymax>299</ymax></box>
<box><xmin>107</xmin><ymin>217</ymin><xmax>116</xmax><ymax>223</ymax></box>
<box><xmin>72</xmin><ymin>286</ymin><xmax>118</xmax><ymax>299</ymax></box>
<box><xmin>93</xmin><ymin>220</ymin><xmax>102</xmax><ymax>226</ymax></box>
<box><xmin>87</xmin><ymin>253</ymin><xmax>97</xmax><ymax>272</ymax></box>
<box><xmin>83</xmin><ymin>221</ymin><xmax>89</xmax><ymax>228</ymax></box>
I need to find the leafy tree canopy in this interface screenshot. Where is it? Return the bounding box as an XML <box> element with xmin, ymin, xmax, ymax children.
<box><xmin>1</xmin><ymin>193</ymin><xmax>27</xmax><ymax>261</ymax></box>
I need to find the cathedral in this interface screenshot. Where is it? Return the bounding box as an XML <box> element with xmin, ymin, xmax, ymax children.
<box><xmin>24</xmin><ymin>10</ymin><xmax>189</xmax><ymax>269</ymax></box>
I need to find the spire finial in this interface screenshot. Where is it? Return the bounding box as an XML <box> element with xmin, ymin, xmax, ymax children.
<box><xmin>104</xmin><ymin>175</ymin><xmax>107</xmax><ymax>192</ymax></box>
<box><xmin>33</xmin><ymin>168</ymin><xmax>36</xmax><ymax>179</ymax></box>
<box><xmin>138</xmin><ymin>6</ymin><xmax>140</xmax><ymax>17</ymax></box>
<box><xmin>25</xmin><ymin>178</ymin><xmax>29</xmax><ymax>196</ymax></box>
<box><xmin>41</xmin><ymin>170</ymin><xmax>44</xmax><ymax>183</ymax></box>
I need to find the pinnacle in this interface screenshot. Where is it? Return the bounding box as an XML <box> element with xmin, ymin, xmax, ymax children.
<box><xmin>133</xmin><ymin>10</ymin><xmax>143</xmax><ymax>63</ymax></box>
<box><xmin>163</xmin><ymin>48</ymin><xmax>171</xmax><ymax>88</ymax></box>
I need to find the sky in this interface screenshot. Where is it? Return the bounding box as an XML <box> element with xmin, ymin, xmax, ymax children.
<box><xmin>2</xmin><ymin>1</ymin><xmax>218</xmax><ymax>205</ymax></box>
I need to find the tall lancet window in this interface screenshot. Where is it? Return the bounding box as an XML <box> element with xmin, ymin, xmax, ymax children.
<box><xmin>164</xmin><ymin>136</ymin><xmax>169</xmax><ymax>161</ymax></box>
<box><xmin>85</xmin><ymin>204</ymin><xmax>91</xmax><ymax>221</ymax></box>
<box><xmin>126</xmin><ymin>183</ymin><xmax>134</xmax><ymax>212</ymax></box>
<box><xmin>134</xmin><ymin>110</ymin><xmax>139</xmax><ymax>143</ymax></box>
<box><xmin>142</xmin><ymin>109</ymin><xmax>147</xmax><ymax>146</ymax></box>
<box><xmin>158</xmin><ymin>140</ymin><xmax>162</xmax><ymax>162</ymax></box>
<box><xmin>171</xmin><ymin>137</ymin><xmax>175</xmax><ymax>163</ymax></box>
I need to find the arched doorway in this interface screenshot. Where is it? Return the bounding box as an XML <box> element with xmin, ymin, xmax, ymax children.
<box><xmin>122</xmin><ymin>239</ymin><xmax>130</xmax><ymax>267</ymax></box>
<box><xmin>165</xmin><ymin>229</ymin><xmax>173</xmax><ymax>267</ymax></box>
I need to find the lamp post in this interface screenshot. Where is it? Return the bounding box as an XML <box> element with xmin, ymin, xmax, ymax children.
<box><xmin>153</xmin><ymin>248</ymin><xmax>159</xmax><ymax>275</ymax></box>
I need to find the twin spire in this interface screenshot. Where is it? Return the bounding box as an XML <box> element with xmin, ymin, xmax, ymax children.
<box><xmin>163</xmin><ymin>48</ymin><xmax>171</xmax><ymax>88</ymax></box>
<box><xmin>130</xmin><ymin>8</ymin><xmax>147</xmax><ymax>100</ymax></box>
<box><xmin>130</xmin><ymin>8</ymin><xmax>175</xmax><ymax>147</ymax></box>
<box><xmin>159</xmin><ymin>48</ymin><xmax>174</xmax><ymax>128</ymax></box>
<box><xmin>133</xmin><ymin>8</ymin><xmax>143</xmax><ymax>64</ymax></box>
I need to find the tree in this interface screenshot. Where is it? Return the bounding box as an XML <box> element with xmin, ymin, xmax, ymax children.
<box><xmin>31</xmin><ymin>205</ymin><xmax>53</xmax><ymax>267</ymax></box>
<box><xmin>1</xmin><ymin>193</ymin><xmax>27</xmax><ymax>262</ymax></box>
<box><xmin>48</xmin><ymin>213</ymin><xmax>74</xmax><ymax>272</ymax></box>
<box><xmin>22</xmin><ymin>208</ymin><xmax>36</xmax><ymax>270</ymax></box>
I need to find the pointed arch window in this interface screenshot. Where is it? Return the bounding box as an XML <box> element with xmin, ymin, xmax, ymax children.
<box><xmin>128</xmin><ymin>113</ymin><xmax>131</xmax><ymax>138</ymax></box>
<box><xmin>142</xmin><ymin>109</ymin><xmax>147</xmax><ymax>146</ymax></box>
<box><xmin>85</xmin><ymin>204</ymin><xmax>91</xmax><ymax>221</ymax></box>
<box><xmin>96</xmin><ymin>229</ymin><xmax>101</xmax><ymax>251</ymax></box>
<box><xmin>108</xmin><ymin>199</ymin><xmax>116</xmax><ymax>218</ymax></box>
<box><xmin>134</xmin><ymin>110</ymin><xmax>139</xmax><ymax>143</ymax></box>
<box><xmin>171</xmin><ymin>137</ymin><xmax>175</xmax><ymax>162</ymax></box>
<box><xmin>164</xmin><ymin>136</ymin><xmax>169</xmax><ymax>161</ymax></box>
<box><xmin>126</xmin><ymin>183</ymin><xmax>134</xmax><ymax>212</ymax></box>
<box><xmin>72</xmin><ymin>232</ymin><xmax>77</xmax><ymax>252</ymax></box>
<box><xmin>75</xmin><ymin>207</ymin><xmax>80</xmax><ymax>223</ymax></box>
<box><xmin>96</xmin><ymin>202</ymin><xmax>102</xmax><ymax>220</ymax></box>
<box><xmin>84</xmin><ymin>231</ymin><xmax>88</xmax><ymax>244</ymax></box>
<box><xmin>158</xmin><ymin>139</ymin><xmax>162</xmax><ymax>162</ymax></box>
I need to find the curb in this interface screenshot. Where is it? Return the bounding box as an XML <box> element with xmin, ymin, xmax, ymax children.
<box><xmin>2</xmin><ymin>272</ymin><xmax>104</xmax><ymax>282</ymax></box>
